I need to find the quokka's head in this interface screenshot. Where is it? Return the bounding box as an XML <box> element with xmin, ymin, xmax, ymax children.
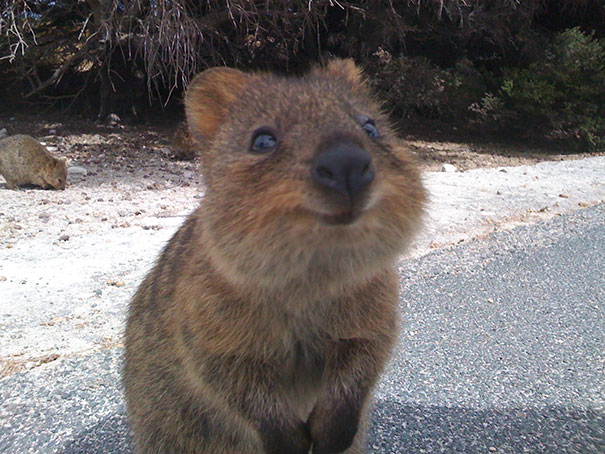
<box><xmin>43</xmin><ymin>157</ymin><xmax>67</xmax><ymax>190</ymax></box>
<box><xmin>185</xmin><ymin>59</ymin><xmax>425</xmax><ymax>290</ymax></box>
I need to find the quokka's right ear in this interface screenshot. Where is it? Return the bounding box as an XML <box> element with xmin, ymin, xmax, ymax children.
<box><xmin>185</xmin><ymin>67</ymin><xmax>250</xmax><ymax>144</ymax></box>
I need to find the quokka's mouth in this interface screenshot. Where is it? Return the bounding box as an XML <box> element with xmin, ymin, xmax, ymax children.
<box><xmin>318</xmin><ymin>210</ymin><xmax>361</xmax><ymax>226</ymax></box>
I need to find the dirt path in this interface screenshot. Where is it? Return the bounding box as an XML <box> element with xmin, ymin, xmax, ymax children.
<box><xmin>1</xmin><ymin>114</ymin><xmax>604</xmax><ymax>377</ymax></box>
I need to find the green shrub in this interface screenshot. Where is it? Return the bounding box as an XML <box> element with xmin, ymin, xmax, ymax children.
<box><xmin>492</xmin><ymin>27</ymin><xmax>604</xmax><ymax>150</ymax></box>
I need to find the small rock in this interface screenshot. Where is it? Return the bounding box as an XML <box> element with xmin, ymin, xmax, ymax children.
<box><xmin>45</xmin><ymin>146</ymin><xmax>58</xmax><ymax>152</ymax></box>
<box><xmin>0</xmin><ymin>276</ymin><xmax>7</xmax><ymax>281</ymax></box>
<box><xmin>107</xmin><ymin>280</ymin><xmax>125</xmax><ymax>287</ymax></box>
<box><xmin>160</xmin><ymin>147</ymin><xmax>172</xmax><ymax>156</ymax></box>
<box><xmin>39</xmin><ymin>213</ymin><xmax>51</xmax><ymax>222</ymax></box>
<box><xmin>442</xmin><ymin>163</ymin><xmax>458</xmax><ymax>173</ymax></box>
<box><xmin>578</xmin><ymin>201</ymin><xmax>589</xmax><ymax>207</ymax></box>
<box><xmin>106</xmin><ymin>113</ymin><xmax>121</xmax><ymax>125</ymax></box>
<box><xmin>49</xmin><ymin>129</ymin><xmax>57</xmax><ymax>134</ymax></box>
<box><xmin>499</xmin><ymin>168</ymin><xmax>508</xmax><ymax>173</ymax></box>
<box><xmin>59</xmin><ymin>234</ymin><xmax>70</xmax><ymax>241</ymax></box>
<box><xmin>0</xmin><ymin>128</ymin><xmax>8</xmax><ymax>139</ymax></box>
<box><xmin>68</xmin><ymin>166</ymin><xmax>88</xmax><ymax>177</ymax></box>
<box><xmin>94</xmin><ymin>289</ymin><xmax>103</xmax><ymax>296</ymax></box>
<box><xmin>559</xmin><ymin>193</ymin><xmax>569</xmax><ymax>198</ymax></box>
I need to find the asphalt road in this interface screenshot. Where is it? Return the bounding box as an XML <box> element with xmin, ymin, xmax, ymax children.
<box><xmin>1</xmin><ymin>204</ymin><xmax>603</xmax><ymax>454</ymax></box>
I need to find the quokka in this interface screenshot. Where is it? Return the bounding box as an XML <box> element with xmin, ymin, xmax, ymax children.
<box><xmin>123</xmin><ymin>59</ymin><xmax>426</xmax><ymax>454</ymax></box>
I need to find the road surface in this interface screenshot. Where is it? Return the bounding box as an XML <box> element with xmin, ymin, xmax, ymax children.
<box><xmin>1</xmin><ymin>205</ymin><xmax>603</xmax><ymax>453</ymax></box>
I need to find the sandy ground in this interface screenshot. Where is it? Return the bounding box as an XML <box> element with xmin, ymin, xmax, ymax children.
<box><xmin>0</xmin><ymin>116</ymin><xmax>604</xmax><ymax>377</ymax></box>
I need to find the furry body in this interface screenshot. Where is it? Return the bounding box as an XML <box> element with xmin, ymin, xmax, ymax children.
<box><xmin>123</xmin><ymin>60</ymin><xmax>425</xmax><ymax>454</ymax></box>
<box><xmin>0</xmin><ymin>135</ymin><xmax>66</xmax><ymax>190</ymax></box>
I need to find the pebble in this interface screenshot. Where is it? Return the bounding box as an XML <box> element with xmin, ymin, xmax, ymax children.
<box><xmin>58</xmin><ymin>235</ymin><xmax>70</xmax><ymax>241</ymax></box>
<box><xmin>442</xmin><ymin>163</ymin><xmax>458</xmax><ymax>173</ymax></box>
<box><xmin>0</xmin><ymin>128</ymin><xmax>8</xmax><ymax>139</ymax></box>
<box><xmin>68</xmin><ymin>166</ymin><xmax>88</xmax><ymax>177</ymax></box>
<box><xmin>106</xmin><ymin>113</ymin><xmax>121</xmax><ymax>125</ymax></box>
<box><xmin>107</xmin><ymin>280</ymin><xmax>125</xmax><ymax>287</ymax></box>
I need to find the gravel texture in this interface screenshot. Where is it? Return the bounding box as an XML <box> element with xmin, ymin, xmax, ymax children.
<box><xmin>1</xmin><ymin>205</ymin><xmax>603</xmax><ymax>453</ymax></box>
<box><xmin>1</xmin><ymin>157</ymin><xmax>604</xmax><ymax>374</ymax></box>
<box><xmin>0</xmin><ymin>134</ymin><xmax>604</xmax><ymax>453</ymax></box>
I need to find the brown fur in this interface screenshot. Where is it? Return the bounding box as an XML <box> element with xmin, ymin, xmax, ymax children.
<box><xmin>123</xmin><ymin>59</ymin><xmax>426</xmax><ymax>454</ymax></box>
<box><xmin>171</xmin><ymin>121</ymin><xmax>199</xmax><ymax>160</ymax></box>
<box><xmin>0</xmin><ymin>135</ymin><xmax>67</xmax><ymax>190</ymax></box>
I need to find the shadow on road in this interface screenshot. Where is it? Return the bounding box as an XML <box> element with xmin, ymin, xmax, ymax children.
<box><xmin>59</xmin><ymin>399</ymin><xmax>603</xmax><ymax>453</ymax></box>
<box><xmin>61</xmin><ymin>411</ymin><xmax>131</xmax><ymax>454</ymax></box>
<box><xmin>370</xmin><ymin>397</ymin><xmax>604</xmax><ymax>453</ymax></box>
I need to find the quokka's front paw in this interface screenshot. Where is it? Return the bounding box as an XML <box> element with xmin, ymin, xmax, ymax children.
<box><xmin>260</xmin><ymin>419</ymin><xmax>312</xmax><ymax>454</ymax></box>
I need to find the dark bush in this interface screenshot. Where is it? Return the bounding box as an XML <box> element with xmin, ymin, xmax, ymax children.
<box><xmin>370</xmin><ymin>49</ymin><xmax>487</xmax><ymax>121</ymax></box>
<box><xmin>473</xmin><ymin>28</ymin><xmax>605</xmax><ymax>150</ymax></box>
<box><xmin>0</xmin><ymin>1</ymin><xmax>603</xmax><ymax>150</ymax></box>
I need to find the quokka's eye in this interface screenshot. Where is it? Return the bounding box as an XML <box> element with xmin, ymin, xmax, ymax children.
<box><xmin>250</xmin><ymin>128</ymin><xmax>278</xmax><ymax>153</ymax></box>
<box><xmin>362</xmin><ymin>119</ymin><xmax>379</xmax><ymax>138</ymax></box>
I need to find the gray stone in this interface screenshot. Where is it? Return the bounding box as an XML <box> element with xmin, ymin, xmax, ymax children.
<box><xmin>68</xmin><ymin>166</ymin><xmax>88</xmax><ymax>177</ymax></box>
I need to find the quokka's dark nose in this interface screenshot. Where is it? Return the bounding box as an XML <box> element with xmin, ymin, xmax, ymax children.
<box><xmin>312</xmin><ymin>143</ymin><xmax>374</xmax><ymax>198</ymax></box>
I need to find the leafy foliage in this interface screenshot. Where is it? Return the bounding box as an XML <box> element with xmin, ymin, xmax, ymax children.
<box><xmin>371</xmin><ymin>50</ymin><xmax>487</xmax><ymax>121</ymax></box>
<box><xmin>497</xmin><ymin>28</ymin><xmax>604</xmax><ymax>150</ymax></box>
<box><xmin>0</xmin><ymin>1</ymin><xmax>603</xmax><ymax>150</ymax></box>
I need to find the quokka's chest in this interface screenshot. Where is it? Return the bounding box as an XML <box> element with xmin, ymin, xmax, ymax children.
<box><xmin>281</xmin><ymin>340</ymin><xmax>327</xmax><ymax>420</ymax></box>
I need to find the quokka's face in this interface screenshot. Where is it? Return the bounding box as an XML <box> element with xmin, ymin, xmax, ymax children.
<box><xmin>186</xmin><ymin>60</ymin><xmax>425</xmax><ymax>246</ymax></box>
<box><xmin>44</xmin><ymin>159</ymin><xmax>67</xmax><ymax>190</ymax></box>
